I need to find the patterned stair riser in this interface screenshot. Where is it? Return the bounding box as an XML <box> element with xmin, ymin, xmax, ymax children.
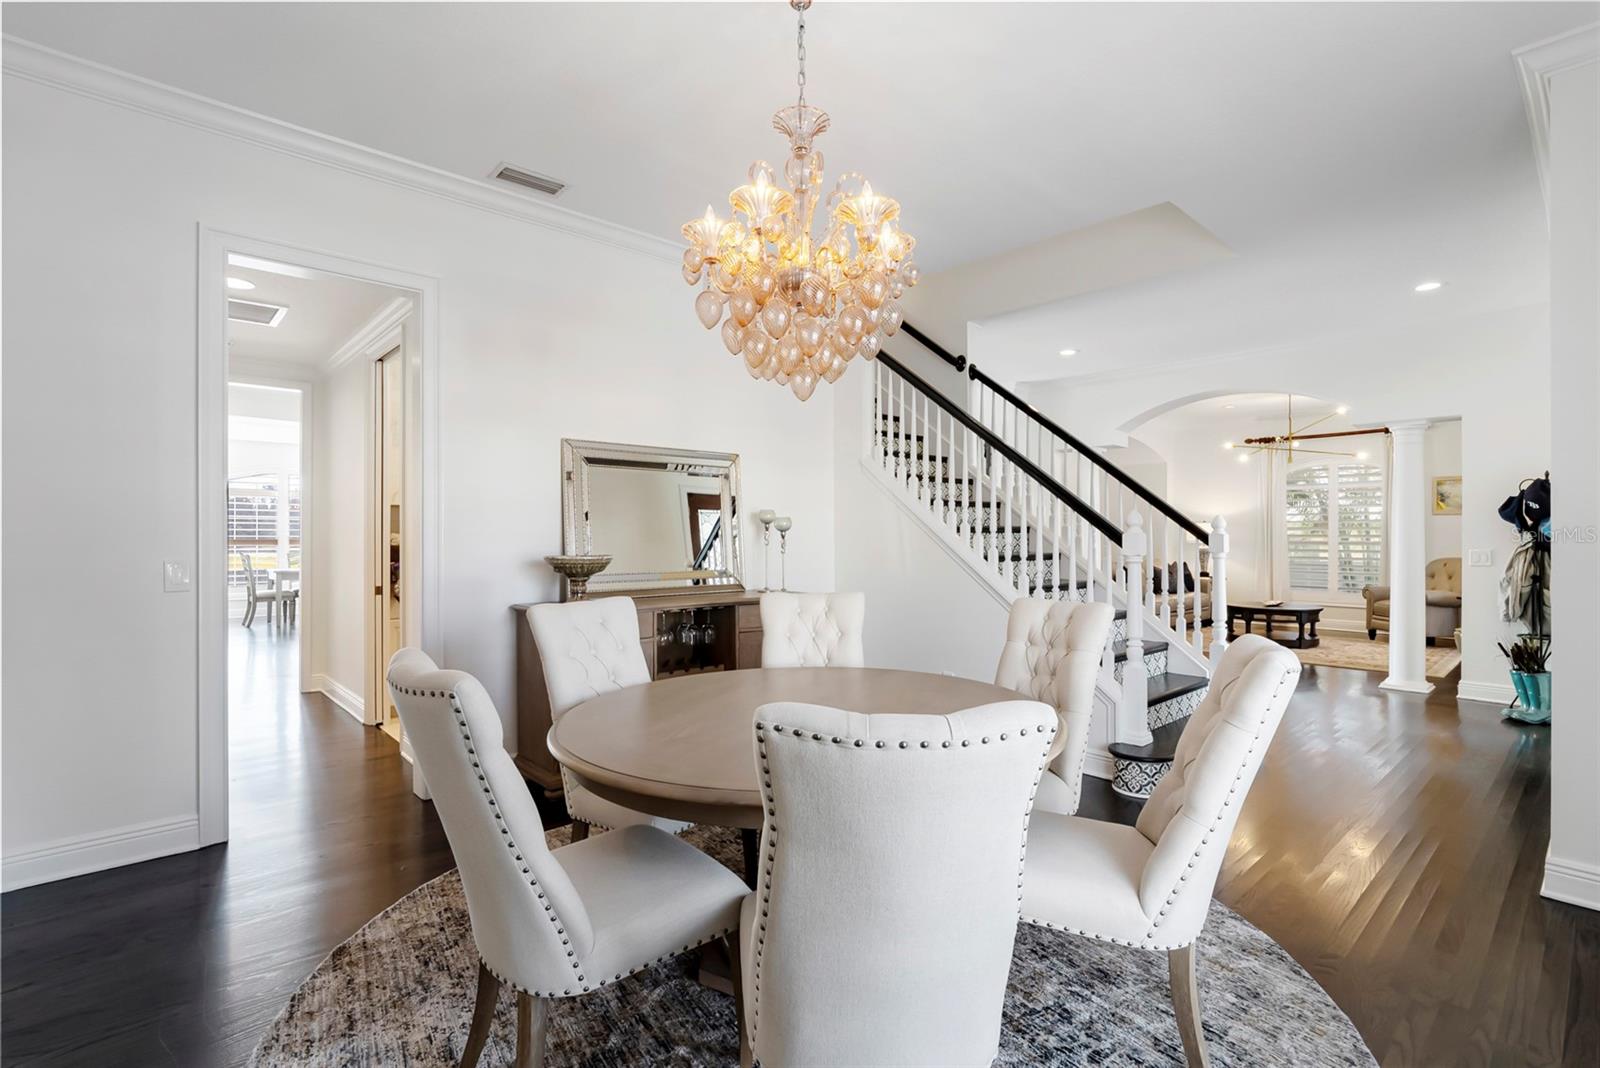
<box><xmin>1148</xmin><ymin>684</ymin><xmax>1206</xmax><ymax>730</ymax></box>
<box><xmin>1113</xmin><ymin>759</ymin><xmax>1172</xmax><ymax>799</ymax></box>
<box><xmin>1113</xmin><ymin>648</ymin><xmax>1168</xmax><ymax>682</ymax></box>
<box><xmin>1109</xmin><ymin>683</ymin><xmax>1209</xmax><ymax>800</ymax></box>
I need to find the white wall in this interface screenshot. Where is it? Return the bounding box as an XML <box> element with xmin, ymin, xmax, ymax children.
<box><xmin>1544</xmin><ymin>58</ymin><xmax>1599</xmax><ymax>912</ymax></box>
<box><xmin>1019</xmin><ymin>305</ymin><xmax>1550</xmax><ymax>700</ymax></box>
<box><xmin>1</xmin><ymin>70</ymin><xmax>835</xmax><ymax>886</ymax></box>
<box><xmin>832</xmin><ymin>370</ymin><xmax>1010</xmax><ymax>683</ymax></box>
<box><xmin>1425</xmin><ymin>420</ymin><xmax>1463</xmax><ymax>566</ymax></box>
<box><xmin>311</xmin><ymin>357</ymin><xmax>369</xmax><ymax>705</ymax></box>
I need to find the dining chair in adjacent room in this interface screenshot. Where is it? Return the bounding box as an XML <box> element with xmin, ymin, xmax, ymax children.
<box><xmin>758</xmin><ymin>591</ymin><xmax>866</xmax><ymax>668</ymax></box>
<box><xmin>1019</xmin><ymin>636</ymin><xmax>1300</xmax><ymax>1067</ymax></box>
<box><xmin>993</xmin><ymin>597</ymin><xmax>1115</xmax><ymax>816</ymax></box>
<box><xmin>739</xmin><ymin>698</ymin><xmax>1056</xmax><ymax>1067</ymax></box>
<box><xmin>387</xmin><ymin>649</ymin><xmax>749</xmax><ymax>1068</ymax></box>
<box><xmin>239</xmin><ymin>553</ymin><xmax>283</xmax><ymax>628</ymax></box>
<box><xmin>525</xmin><ymin>597</ymin><xmax>689</xmax><ymax>842</ymax></box>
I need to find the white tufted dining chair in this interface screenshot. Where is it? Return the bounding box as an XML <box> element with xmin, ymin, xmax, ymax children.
<box><xmin>993</xmin><ymin>597</ymin><xmax>1115</xmax><ymax>816</ymax></box>
<box><xmin>1019</xmin><ymin>636</ymin><xmax>1301</xmax><ymax>1067</ymax></box>
<box><xmin>525</xmin><ymin>598</ymin><xmax>689</xmax><ymax>842</ymax></box>
<box><xmin>759</xmin><ymin>591</ymin><xmax>866</xmax><ymax>668</ymax></box>
<box><xmin>386</xmin><ymin>649</ymin><xmax>749</xmax><ymax>1068</ymax></box>
<box><xmin>739</xmin><ymin>698</ymin><xmax>1056</xmax><ymax>1068</ymax></box>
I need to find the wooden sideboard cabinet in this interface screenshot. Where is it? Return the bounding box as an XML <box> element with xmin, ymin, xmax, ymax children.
<box><xmin>512</xmin><ymin>588</ymin><xmax>765</xmax><ymax>794</ymax></box>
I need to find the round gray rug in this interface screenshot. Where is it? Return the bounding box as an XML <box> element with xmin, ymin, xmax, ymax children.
<box><xmin>251</xmin><ymin>826</ymin><xmax>1374</xmax><ymax>1067</ymax></box>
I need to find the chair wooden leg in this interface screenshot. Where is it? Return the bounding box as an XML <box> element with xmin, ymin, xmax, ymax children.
<box><xmin>569</xmin><ymin>820</ymin><xmax>590</xmax><ymax>843</ymax></box>
<box><xmin>1168</xmin><ymin>944</ymin><xmax>1210</xmax><ymax>1068</ymax></box>
<box><xmin>725</xmin><ymin>933</ymin><xmax>751</xmax><ymax>1068</ymax></box>
<box><xmin>460</xmin><ymin>961</ymin><xmax>499</xmax><ymax>1068</ymax></box>
<box><xmin>514</xmin><ymin>992</ymin><xmax>548</xmax><ymax>1068</ymax></box>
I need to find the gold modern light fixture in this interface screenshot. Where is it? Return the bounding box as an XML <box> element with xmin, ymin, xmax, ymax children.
<box><xmin>1222</xmin><ymin>395</ymin><xmax>1373</xmax><ymax>462</ymax></box>
<box><xmin>680</xmin><ymin>0</ymin><xmax>919</xmax><ymax>401</ymax></box>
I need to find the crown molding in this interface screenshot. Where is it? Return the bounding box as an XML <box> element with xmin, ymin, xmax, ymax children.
<box><xmin>1513</xmin><ymin>22</ymin><xmax>1600</xmax><ymax>217</ymax></box>
<box><xmin>327</xmin><ymin>296</ymin><xmax>414</xmax><ymax>373</ymax></box>
<box><xmin>1</xmin><ymin>35</ymin><xmax>682</xmax><ymax>264</ymax></box>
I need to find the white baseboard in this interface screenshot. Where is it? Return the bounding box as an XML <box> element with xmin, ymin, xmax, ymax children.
<box><xmin>2</xmin><ymin>815</ymin><xmax>199</xmax><ymax>891</ymax></box>
<box><xmin>1456</xmin><ymin>679</ymin><xmax>1516</xmax><ymax>705</ymax></box>
<box><xmin>1542</xmin><ymin>853</ymin><xmax>1600</xmax><ymax>912</ymax></box>
<box><xmin>1084</xmin><ymin>748</ymin><xmax>1115</xmax><ymax>781</ymax></box>
<box><xmin>314</xmin><ymin>673</ymin><xmax>366</xmax><ymax>722</ymax></box>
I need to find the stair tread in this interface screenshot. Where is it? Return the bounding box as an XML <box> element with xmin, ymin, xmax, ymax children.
<box><xmin>1145</xmin><ymin>671</ymin><xmax>1210</xmax><ymax>705</ymax></box>
<box><xmin>1108</xmin><ymin>717</ymin><xmax>1189</xmax><ymax>763</ymax></box>
<box><xmin>1112</xmin><ymin>638</ymin><xmax>1168</xmax><ymax>662</ymax></box>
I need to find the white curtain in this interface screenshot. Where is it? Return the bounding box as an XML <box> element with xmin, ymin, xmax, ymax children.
<box><xmin>1258</xmin><ymin>450</ymin><xmax>1289</xmax><ymax>601</ymax></box>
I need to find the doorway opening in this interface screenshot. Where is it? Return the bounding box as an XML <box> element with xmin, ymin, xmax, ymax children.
<box><xmin>203</xmin><ymin>232</ymin><xmax>439</xmax><ymax>846</ymax></box>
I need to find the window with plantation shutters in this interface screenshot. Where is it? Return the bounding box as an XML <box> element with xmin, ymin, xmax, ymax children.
<box><xmin>227</xmin><ymin>474</ymin><xmax>302</xmax><ymax>589</ymax></box>
<box><xmin>1286</xmin><ymin>466</ymin><xmax>1330</xmax><ymax>591</ymax></box>
<box><xmin>1286</xmin><ymin>458</ymin><xmax>1385</xmax><ymax>598</ymax></box>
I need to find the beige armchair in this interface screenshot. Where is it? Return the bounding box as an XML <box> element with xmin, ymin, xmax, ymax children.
<box><xmin>1363</xmin><ymin>557</ymin><xmax>1462</xmax><ymax>644</ymax></box>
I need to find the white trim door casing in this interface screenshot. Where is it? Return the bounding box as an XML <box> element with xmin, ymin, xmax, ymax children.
<box><xmin>198</xmin><ymin>227</ymin><xmax>442</xmax><ymax>846</ymax></box>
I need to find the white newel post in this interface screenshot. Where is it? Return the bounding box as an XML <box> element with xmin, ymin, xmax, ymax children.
<box><xmin>1209</xmin><ymin>514</ymin><xmax>1229</xmax><ymax>668</ymax></box>
<box><xmin>1120</xmin><ymin>512</ymin><xmax>1153</xmax><ymax>748</ymax></box>
<box><xmin>1382</xmin><ymin>419</ymin><xmax>1434</xmax><ymax>694</ymax></box>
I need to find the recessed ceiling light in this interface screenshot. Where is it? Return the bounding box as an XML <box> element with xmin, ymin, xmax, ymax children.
<box><xmin>1335</xmin><ymin>405</ymin><xmax>1349</xmax><ymax>415</ymax></box>
<box><xmin>1222</xmin><ymin>403</ymin><xmax>1236</xmax><ymax>410</ymax></box>
<box><xmin>226</xmin><ymin>277</ymin><xmax>255</xmax><ymax>291</ymax></box>
<box><xmin>1222</xmin><ymin>441</ymin><xmax>1235</xmax><ymax>450</ymax></box>
<box><xmin>1414</xmin><ymin>281</ymin><xmax>1444</xmax><ymax>292</ymax></box>
<box><xmin>1058</xmin><ymin>349</ymin><xmax>1077</xmax><ymax>357</ymax></box>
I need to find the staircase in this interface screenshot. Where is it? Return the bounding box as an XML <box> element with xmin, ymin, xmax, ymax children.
<box><xmin>863</xmin><ymin>332</ymin><xmax>1230</xmax><ymax>799</ymax></box>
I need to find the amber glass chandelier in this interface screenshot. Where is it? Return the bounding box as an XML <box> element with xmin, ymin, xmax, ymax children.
<box><xmin>681</xmin><ymin>0</ymin><xmax>919</xmax><ymax>401</ymax></box>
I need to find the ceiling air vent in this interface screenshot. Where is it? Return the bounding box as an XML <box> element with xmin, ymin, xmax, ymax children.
<box><xmin>492</xmin><ymin>163</ymin><xmax>566</xmax><ymax>197</ymax></box>
<box><xmin>227</xmin><ymin>298</ymin><xmax>288</xmax><ymax>327</ymax></box>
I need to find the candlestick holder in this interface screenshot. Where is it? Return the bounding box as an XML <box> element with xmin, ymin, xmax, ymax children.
<box><xmin>774</xmin><ymin>516</ymin><xmax>793</xmax><ymax>592</ymax></box>
<box><xmin>756</xmin><ymin>509</ymin><xmax>777</xmax><ymax>591</ymax></box>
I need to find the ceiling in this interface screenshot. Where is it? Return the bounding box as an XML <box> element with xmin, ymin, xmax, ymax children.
<box><xmin>8</xmin><ymin>3</ymin><xmax>1590</xmax><ymax>384</ymax></box>
<box><xmin>225</xmin><ymin>260</ymin><xmax>402</xmax><ymax>369</ymax></box>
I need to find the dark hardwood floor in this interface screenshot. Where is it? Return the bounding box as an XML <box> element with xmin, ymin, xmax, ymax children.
<box><xmin>3</xmin><ymin>632</ymin><xmax>1595</xmax><ymax>1066</ymax></box>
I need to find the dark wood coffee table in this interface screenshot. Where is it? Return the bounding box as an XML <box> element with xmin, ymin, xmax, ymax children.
<box><xmin>1228</xmin><ymin>601</ymin><xmax>1323</xmax><ymax>649</ymax></box>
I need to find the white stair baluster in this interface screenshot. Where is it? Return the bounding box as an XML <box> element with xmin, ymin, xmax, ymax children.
<box><xmin>1209</xmin><ymin>515</ymin><xmax>1230</xmax><ymax>667</ymax></box>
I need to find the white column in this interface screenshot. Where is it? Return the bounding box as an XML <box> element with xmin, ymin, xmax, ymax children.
<box><xmin>1543</xmin><ymin>48</ymin><xmax>1599</xmax><ymax>912</ymax></box>
<box><xmin>1381</xmin><ymin>420</ymin><xmax>1433</xmax><ymax>694</ymax></box>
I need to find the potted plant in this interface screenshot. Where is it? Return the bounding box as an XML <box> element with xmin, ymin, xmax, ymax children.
<box><xmin>1498</xmin><ymin>634</ymin><xmax>1551</xmax><ymax>724</ymax></box>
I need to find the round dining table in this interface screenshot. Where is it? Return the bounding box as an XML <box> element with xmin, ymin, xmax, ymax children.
<box><xmin>547</xmin><ymin>666</ymin><xmax>1053</xmax><ymax>884</ymax></box>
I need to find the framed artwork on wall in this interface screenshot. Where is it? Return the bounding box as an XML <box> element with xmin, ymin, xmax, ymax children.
<box><xmin>1433</xmin><ymin>475</ymin><xmax>1463</xmax><ymax>515</ymax></box>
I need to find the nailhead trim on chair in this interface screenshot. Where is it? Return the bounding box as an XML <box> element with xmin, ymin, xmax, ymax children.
<box><xmin>1019</xmin><ymin>662</ymin><xmax>1299</xmax><ymax>952</ymax></box>
<box><xmin>747</xmin><ymin>716</ymin><xmax>1057</xmax><ymax>1048</ymax></box>
<box><xmin>390</xmin><ymin>676</ymin><xmax>732</xmax><ymax>1001</ymax></box>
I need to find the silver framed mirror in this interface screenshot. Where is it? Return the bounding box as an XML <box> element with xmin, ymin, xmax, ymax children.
<box><xmin>561</xmin><ymin>438</ymin><xmax>743</xmax><ymax>593</ymax></box>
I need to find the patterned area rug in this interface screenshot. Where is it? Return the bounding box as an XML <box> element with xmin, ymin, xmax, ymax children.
<box><xmin>251</xmin><ymin>825</ymin><xmax>1374</xmax><ymax>1067</ymax></box>
<box><xmin>1291</xmin><ymin>633</ymin><xmax>1461</xmax><ymax>679</ymax></box>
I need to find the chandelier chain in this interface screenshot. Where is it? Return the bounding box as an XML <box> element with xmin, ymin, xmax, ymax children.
<box><xmin>795</xmin><ymin>4</ymin><xmax>807</xmax><ymax>115</ymax></box>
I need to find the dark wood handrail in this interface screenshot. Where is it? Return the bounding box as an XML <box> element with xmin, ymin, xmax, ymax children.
<box><xmin>876</xmin><ymin>350</ymin><xmax>1122</xmax><ymax>542</ymax></box>
<box><xmin>964</xmin><ymin>362</ymin><xmax>1210</xmax><ymax>543</ymax></box>
<box><xmin>899</xmin><ymin>321</ymin><xmax>967</xmax><ymax>371</ymax></box>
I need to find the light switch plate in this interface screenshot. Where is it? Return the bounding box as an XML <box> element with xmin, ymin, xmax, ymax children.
<box><xmin>1468</xmin><ymin>549</ymin><xmax>1493</xmax><ymax>567</ymax></box>
<box><xmin>164</xmin><ymin>560</ymin><xmax>192</xmax><ymax>592</ymax></box>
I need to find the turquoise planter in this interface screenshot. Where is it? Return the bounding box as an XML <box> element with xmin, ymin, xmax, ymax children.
<box><xmin>1531</xmin><ymin>672</ymin><xmax>1553</xmax><ymax>716</ymax></box>
<box><xmin>1510</xmin><ymin>671</ymin><xmax>1532</xmax><ymax>708</ymax></box>
<box><xmin>1505</xmin><ymin>671</ymin><xmax>1552</xmax><ymax>725</ymax></box>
